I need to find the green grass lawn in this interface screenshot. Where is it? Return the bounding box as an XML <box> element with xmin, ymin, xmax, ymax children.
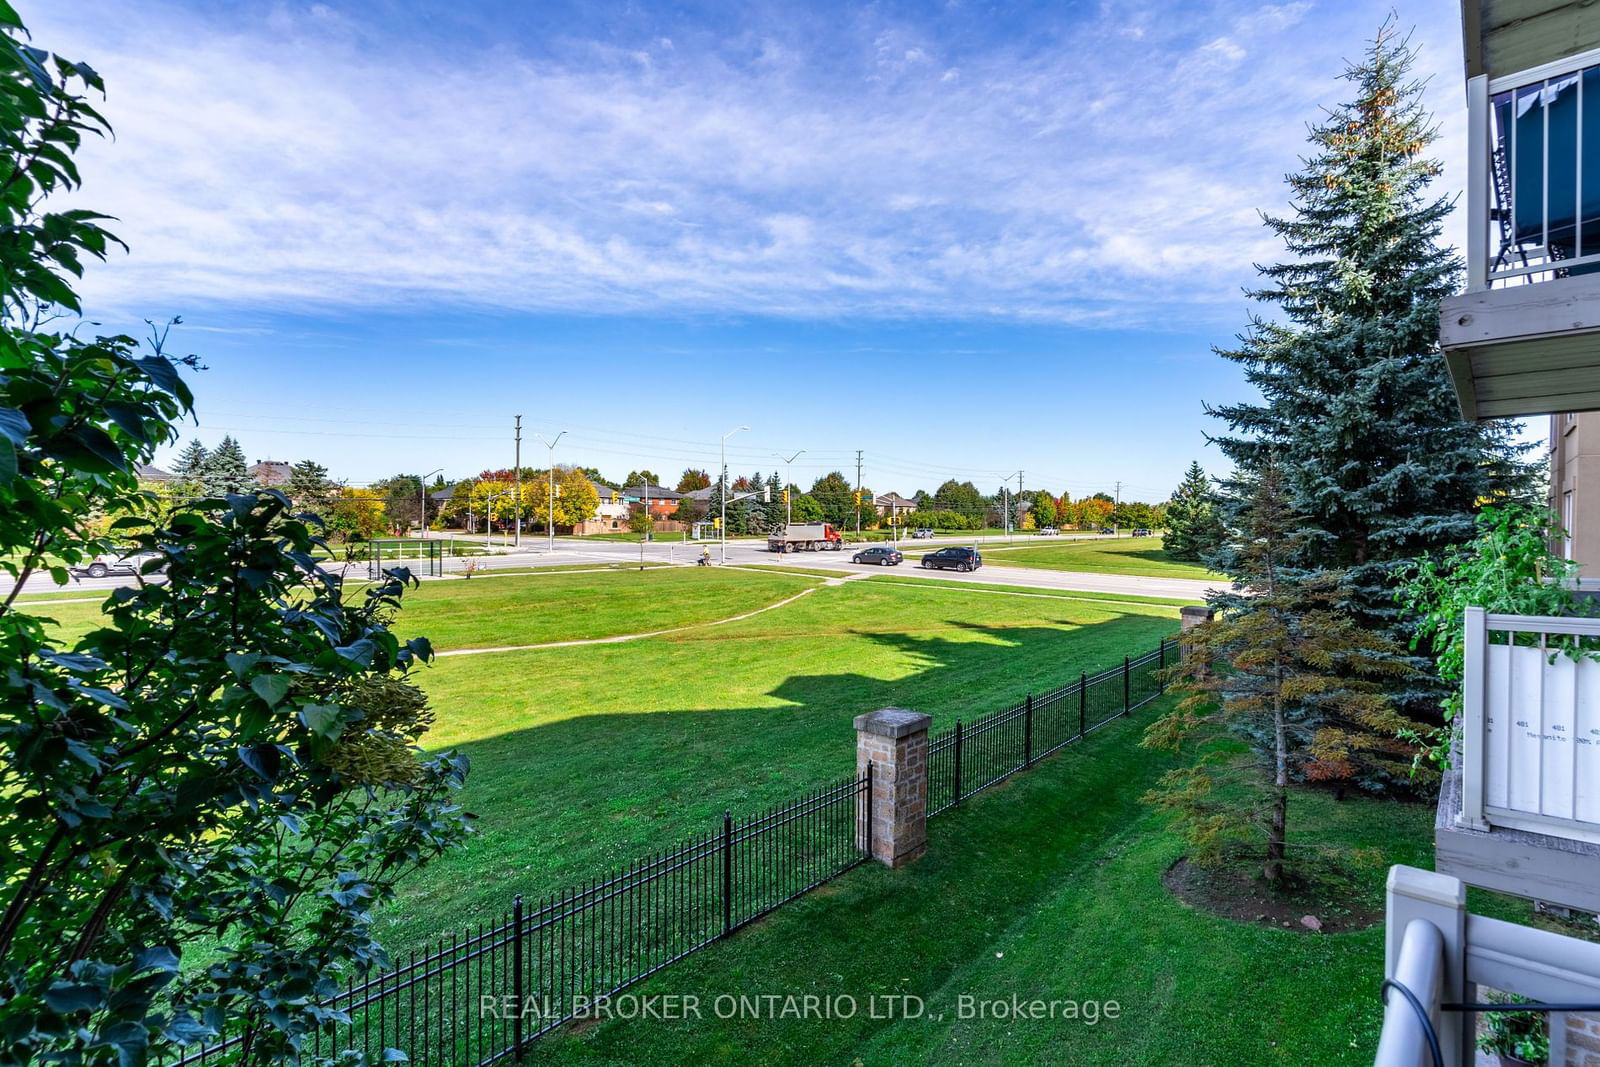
<box><xmin>519</xmin><ymin>714</ymin><xmax>1437</xmax><ymax>1066</ymax></box>
<box><xmin>376</xmin><ymin>577</ymin><xmax>1180</xmax><ymax>956</ymax></box>
<box><xmin>27</xmin><ymin>567</ymin><xmax>823</xmax><ymax>651</ymax></box>
<box><xmin>981</xmin><ymin>535</ymin><xmax>1220</xmax><ymax>580</ymax></box>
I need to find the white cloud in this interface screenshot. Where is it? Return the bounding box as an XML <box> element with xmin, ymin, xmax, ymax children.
<box><xmin>31</xmin><ymin>0</ymin><xmax>1466</xmax><ymax>327</ymax></box>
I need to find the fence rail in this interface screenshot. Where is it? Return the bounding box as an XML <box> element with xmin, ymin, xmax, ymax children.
<box><xmin>172</xmin><ymin>634</ymin><xmax>1176</xmax><ymax>1065</ymax></box>
<box><xmin>929</xmin><ymin>640</ymin><xmax>1170</xmax><ymax>816</ymax></box>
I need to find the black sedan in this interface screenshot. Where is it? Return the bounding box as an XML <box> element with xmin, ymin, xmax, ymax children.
<box><xmin>852</xmin><ymin>546</ymin><xmax>903</xmax><ymax>566</ymax></box>
<box><xmin>920</xmin><ymin>546</ymin><xmax>982</xmax><ymax>572</ymax></box>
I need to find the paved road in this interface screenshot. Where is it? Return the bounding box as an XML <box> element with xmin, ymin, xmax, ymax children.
<box><xmin>2</xmin><ymin>533</ymin><xmax>1219</xmax><ymax>603</ymax></box>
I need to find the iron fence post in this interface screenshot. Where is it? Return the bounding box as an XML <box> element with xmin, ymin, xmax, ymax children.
<box><xmin>1078</xmin><ymin>672</ymin><xmax>1087</xmax><ymax>740</ymax></box>
<box><xmin>865</xmin><ymin>762</ymin><xmax>874</xmax><ymax>855</ymax></box>
<box><xmin>1158</xmin><ymin>637</ymin><xmax>1166</xmax><ymax>693</ymax></box>
<box><xmin>1023</xmin><ymin>694</ymin><xmax>1033</xmax><ymax>768</ymax></box>
<box><xmin>1123</xmin><ymin>656</ymin><xmax>1130</xmax><ymax>715</ymax></box>
<box><xmin>953</xmin><ymin>720</ymin><xmax>963</xmax><ymax>807</ymax></box>
<box><xmin>512</xmin><ymin>894</ymin><xmax>524</xmax><ymax>1060</ymax></box>
<box><xmin>722</xmin><ymin>811</ymin><xmax>733</xmax><ymax>936</ymax></box>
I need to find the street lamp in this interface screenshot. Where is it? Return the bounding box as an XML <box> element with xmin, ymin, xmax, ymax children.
<box><xmin>536</xmin><ymin>431</ymin><xmax>567</xmax><ymax>552</ymax></box>
<box><xmin>720</xmin><ymin>425</ymin><xmax>749</xmax><ymax>564</ymax></box>
<box><xmin>419</xmin><ymin>468</ymin><xmax>444</xmax><ymax>541</ymax></box>
<box><xmin>772</xmin><ymin>450</ymin><xmax>804</xmax><ymax>528</ymax></box>
<box><xmin>1001</xmin><ymin>470</ymin><xmax>1022</xmax><ymax>545</ymax></box>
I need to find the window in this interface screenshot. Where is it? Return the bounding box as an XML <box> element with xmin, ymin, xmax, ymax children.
<box><xmin>1564</xmin><ymin>490</ymin><xmax>1576</xmax><ymax>560</ymax></box>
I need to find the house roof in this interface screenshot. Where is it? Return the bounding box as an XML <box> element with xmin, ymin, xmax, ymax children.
<box><xmin>430</xmin><ymin>485</ymin><xmax>455</xmax><ymax>501</ymax></box>
<box><xmin>876</xmin><ymin>492</ymin><xmax>916</xmax><ymax>507</ymax></box>
<box><xmin>620</xmin><ymin>483</ymin><xmax>681</xmax><ymax>501</ymax></box>
<box><xmin>136</xmin><ymin>462</ymin><xmax>173</xmax><ymax>481</ymax></box>
<box><xmin>251</xmin><ymin>460</ymin><xmax>292</xmax><ymax>485</ymax></box>
<box><xmin>684</xmin><ymin>485</ymin><xmax>716</xmax><ymax>501</ymax></box>
<box><xmin>590</xmin><ymin>481</ymin><xmax>623</xmax><ymax>503</ymax></box>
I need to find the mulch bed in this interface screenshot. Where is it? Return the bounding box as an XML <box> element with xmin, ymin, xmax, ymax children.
<box><xmin>1162</xmin><ymin>857</ymin><xmax>1383</xmax><ymax>934</ymax></box>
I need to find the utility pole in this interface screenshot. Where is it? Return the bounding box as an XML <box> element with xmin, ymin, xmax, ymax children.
<box><xmin>854</xmin><ymin>450</ymin><xmax>863</xmax><ymax>538</ymax></box>
<box><xmin>513</xmin><ymin>415</ymin><xmax>523</xmax><ymax>548</ymax></box>
<box><xmin>1017</xmin><ymin>470</ymin><xmax>1024</xmax><ymax>542</ymax></box>
<box><xmin>721</xmin><ymin>426</ymin><xmax>749</xmax><ymax>564</ymax></box>
<box><xmin>1113</xmin><ymin>480</ymin><xmax>1123</xmax><ymax>536</ymax></box>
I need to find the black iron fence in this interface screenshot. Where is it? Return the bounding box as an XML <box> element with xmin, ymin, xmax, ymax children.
<box><xmin>928</xmin><ymin>638</ymin><xmax>1171</xmax><ymax>817</ymax></box>
<box><xmin>175</xmin><ymin>774</ymin><xmax>870</xmax><ymax>1067</ymax></box>
<box><xmin>173</xmin><ymin>634</ymin><xmax>1176</xmax><ymax>1065</ymax></box>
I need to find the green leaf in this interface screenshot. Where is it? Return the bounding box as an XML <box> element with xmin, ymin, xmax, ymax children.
<box><xmin>0</xmin><ymin>1</ymin><xmax>25</xmax><ymax>30</ymax></box>
<box><xmin>299</xmin><ymin>704</ymin><xmax>343</xmax><ymax>740</ymax></box>
<box><xmin>250</xmin><ymin>674</ymin><xmax>290</xmax><ymax>708</ymax></box>
<box><xmin>0</xmin><ymin>405</ymin><xmax>26</xmax><ymax>444</ymax></box>
<box><xmin>45</xmin><ymin>982</ymin><xmax>103</xmax><ymax>1013</ymax></box>
<box><xmin>224</xmin><ymin>652</ymin><xmax>262</xmax><ymax>679</ymax></box>
<box><xmin>0</xmin><ymin>436</ymin><xmax>14</xmax><ymax>485</ymax></box>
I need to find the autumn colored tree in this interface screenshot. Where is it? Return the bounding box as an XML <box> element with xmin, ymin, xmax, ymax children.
<box><xmin>1142</xmin><ymin>460</ymin><xmax>1413</xmax><ymax>883</ymax></box>
<box><xmin>676</xmin><ymin>468</ymin><xmax>711</xmax><ymax>492</ymax></box>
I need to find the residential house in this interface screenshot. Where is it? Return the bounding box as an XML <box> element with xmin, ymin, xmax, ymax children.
<box><xmin>875</xmin><ymin>492</ymin><xmax>917</xmax><ymax>520</ymax></box>
<box><xmin>250</xmin><ymin>459</ymin><xmax>292</xmax><ymax>486</ymax></box>
<box><xmin>1377</xmin><ymin>5</ymin><xmax>1600</xmax><ymax>1063</ymax></box>
<box><xmin>572</xmin><ymin>482</ymin><xmax>630</xmax><ymax>535</ymax></box>
<box><xmin>135</xmin><ymin>462</ymin><xmax>172</xmax><ymax>483</ymax></box>
<box><xmin>620</xmin><ymin>484</ymin><xmax>681</xmax><ymax>519</ymax></box>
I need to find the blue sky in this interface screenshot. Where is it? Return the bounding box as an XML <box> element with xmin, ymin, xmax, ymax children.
<box><xmin>33</xmin><ymin>0</ymin><xmax>1487</xmax><ymax>501</ymax></box>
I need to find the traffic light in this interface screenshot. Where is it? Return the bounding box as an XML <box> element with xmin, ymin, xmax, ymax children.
<box><xmin>763</xmin><ymin>485</ymin><xmax>770</xmax><ymax>502</ymax></box>
<box><xmin>782</xmin><ymin>489</ymin><xmax>790</xmax><ymax>504</ymax></box>
<box><xmin>713</xmin><ymin>516</ymin><xmax>722</xmax><ymax>529</ymax></box>
<box><xmin>854</xmin><ymin>490</ymin><xmax>862</xmax><ymax>506</ymax></box>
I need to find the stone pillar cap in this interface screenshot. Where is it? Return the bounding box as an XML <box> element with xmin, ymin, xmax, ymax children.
<box><xmin>1179</xmin><ymin>605</ymin><xmax>1214</xmax><ymax>619</ymax></box>
<box><xmin>853</xmin><ymin>708</ymin><xmax>932</xmax><ymax>739</ymax></box>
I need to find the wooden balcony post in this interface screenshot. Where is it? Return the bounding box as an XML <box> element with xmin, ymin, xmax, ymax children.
<box><xmin>1459</xmin><ymin>606</ymin><xmax>1491</xmax><ymax>831</ymax></box>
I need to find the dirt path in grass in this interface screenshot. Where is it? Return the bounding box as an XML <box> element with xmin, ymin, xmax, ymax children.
<box><xmin>432</xmin><ymin>583</ymin><xmax>839</xmax><ymax>657</ymax></box>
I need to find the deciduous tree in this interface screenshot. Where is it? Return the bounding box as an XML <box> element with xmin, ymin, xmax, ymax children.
<box><xmin>0</xmin><ymin>16</ymin><xmax>468</xmax><ymax>1064</ymax></box>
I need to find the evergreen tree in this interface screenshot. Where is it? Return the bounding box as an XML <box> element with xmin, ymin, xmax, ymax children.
<box><xmin>1165</xmin><ymin>461</ymin><xmax>1224</xmax><ymax>561</ymax></box>
<box><xmin>762</xmin><ymin>472</ymin><xmax>784</xmax><ymax>531</ymax></box>
<box><xmin>200</xmin><ymin>435</ymin><xmax>250</xmax><ymax>496</ymax></box>
<box><xmin>170</xmin><ymin>438</ymin><xmax>208</xmax><ymax>500</ymax></box>
<box><xmin>1143</xmin><ymin>459</ymin><xmax>1414</xmax><ymax>882</ymax></box>
<box><xmin>1207</xmin><ymin>25</ymin><xmax>1534</xmax><ymax>672</ymax></box>
<box><xmin>287</xmin><ymin>459</ymin><xmax>335</xmax><ymax>517</ymax></box>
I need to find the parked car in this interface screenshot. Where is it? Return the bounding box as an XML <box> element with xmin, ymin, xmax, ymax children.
<box><xmin>1098</xmin><ymin>526</ymin><xmax>1115</xmax><ymax>535</ymax></box>
<box><xmin>1132</xmin><ymin>527</ymin><xmax>1152</xmax><ymax>537</ymax></box>
<box><xmin>70</xmin><ymin>548</ymin><xmax>166</xmax><ymax>580</ymax></box>
<box><xmin>910</xmin><ymin>527</ymin><xmax>935</xmax><ymax>539</ymax></box>
<box><xmin>920</xmin><ymin>546</ymin><xmax>982</xmax><ymax>572</ymax></box>
<box><xmin>852</xmin><ymin>546</ymin><xmax>903</xmax><ymax>566</ymax></box>
<box><xmin>1037</xmin><ymin>526</ymin><xmax>1059</xmax><ymax>536</ymax></box>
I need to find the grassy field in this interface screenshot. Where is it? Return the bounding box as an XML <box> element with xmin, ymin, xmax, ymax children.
<box><xmin>518</xmin><ymin>721</ymin><xmax>1438</xmax><ymax>1066</ymax></box>
<box><xmin>982</xmin><ymin>535</ymin><xmax>1220</xmax><ymax>580</ymax></box>
<box><xmin>373</xmin><ymin>575</ymin><xmax>1181</xmax><ymax>955</ymax></box>
<box><xmin>26</xmin><ymin>567</ymin><xmax>823</xmax><ymax>651</ymax></box>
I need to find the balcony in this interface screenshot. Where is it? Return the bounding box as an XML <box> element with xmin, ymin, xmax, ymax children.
<box><xmin>1441</xmin><ymin>48</ymin><xmax>1600</xmax><ymax>420</ymax></box>
<box><xmin>1434</xmin><ymin>608</ymin><xmax>1600</xmax><ymax>915</ymax></box>
<box><xmin>1373</xmin><ymin>866</ymin><xmax>1600</xmax><ymax>1066</ymax></box>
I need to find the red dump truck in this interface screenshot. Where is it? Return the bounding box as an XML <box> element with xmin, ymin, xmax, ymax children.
<box><xmin>767</xmin><ymin>523</ymin><xmax>845</xmax><ymax>552</ymax></box>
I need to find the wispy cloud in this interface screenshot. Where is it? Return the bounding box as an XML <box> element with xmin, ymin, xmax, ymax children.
<box><xmin>34</xmin><ymin>0</ymin><xmax>1464</xmax><ymax>326</ymax></box>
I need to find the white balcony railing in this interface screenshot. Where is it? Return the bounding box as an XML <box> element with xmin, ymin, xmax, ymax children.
<box><xmin>1374</xmin><ymin>866</ymin><xmax>1600</xmax><ymax>1067</ymax></box>
<box><xmin>1467</xmin><ymin>49</ymin><xmax>1600</xmax><ymax>291</ymax></box>
<box><xmin>1458</xmin><ymin>607</ymin><xmax>1600</xmax><ymax>844</ymax></box>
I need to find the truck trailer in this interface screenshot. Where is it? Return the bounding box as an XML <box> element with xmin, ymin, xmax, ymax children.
<box><xmin>767</xmin><ymin>523</ymin><xmax>845</xmax><ymax>552</ymax></box>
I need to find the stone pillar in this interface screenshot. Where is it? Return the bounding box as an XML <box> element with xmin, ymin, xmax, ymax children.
<box><xmin>1178</xmin><ymin>605</ymin><xmax>1214</xmax><ymax>632</ymax></box>
<box><xmin>854</xmin><ymin>708</ymin><xmax>932</xmax><ymax>868</ymax></box>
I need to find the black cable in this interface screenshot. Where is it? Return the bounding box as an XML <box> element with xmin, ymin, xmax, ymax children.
<box><xmin>1380</xmin><ymin>978</ymin><xmax>1444</xmax><ymax>1067</ymax></box>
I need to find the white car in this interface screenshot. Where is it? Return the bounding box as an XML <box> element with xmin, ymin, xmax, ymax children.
<box><xmin>1037</xmin><ymin>526</ymin><xmax>1059</xmax><ymax>536</ymax></box>
<box><xmin>70</xmin><ymin>548</ymin><xmax>166</xmax><ymax>580</ymax></box>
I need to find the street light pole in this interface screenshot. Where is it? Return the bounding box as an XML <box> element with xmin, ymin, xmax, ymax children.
<box><xmin>773</xmin><ymin>450</ymin><xmax>804</xmax><ymax>528</ymax></box>
<box><xmin>420</xmin><ymin>468</ymin><xmax>443</xmax><ymax>541</ymax></box>
<box><xmin>536</xmin><ymin>431</ymin><xmax>567</xmax><ymax>553</ymax></box>
<box><xmin>721</xmin><ymin>425</ymin><xmax>749</xmax><ymax>565</ymax></box>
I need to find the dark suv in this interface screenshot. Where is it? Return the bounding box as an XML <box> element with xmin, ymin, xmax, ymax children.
<box><xmin>920</xmin><ymin>546</ymin><xmax>982</xmax><ymax>572</ymax></box>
